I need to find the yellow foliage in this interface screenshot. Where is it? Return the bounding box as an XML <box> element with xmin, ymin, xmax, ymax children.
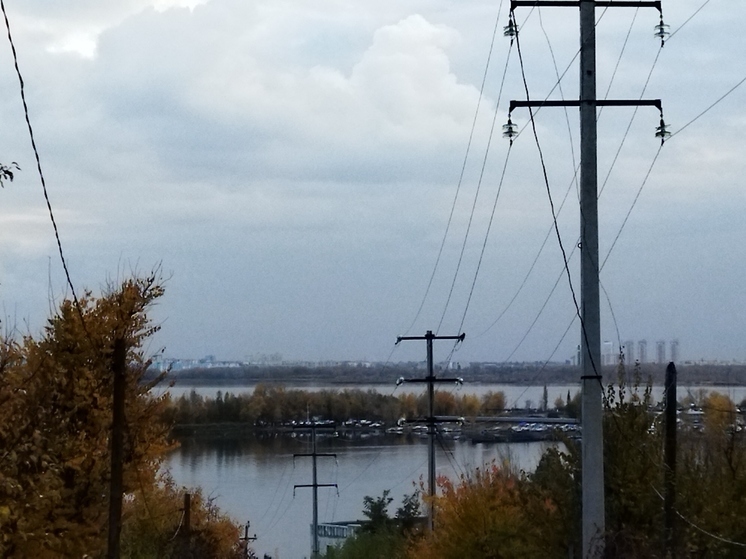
<box><xmin>0</xmin><ymin>274</ymin><xmax>173</xmax><ymax>557</ymax></box>
<box><xmin>703</xmin><ymin>391</ymin><xmax>736</xmax><ymax>434</ymax></box>
<box><xmin>408</xmin><ymin>464</ymin><xmax>560</xmax><ymax>559</ymax></box>
<box><xmin>120</xmin><ymin>473</ymin><xmax>243</xmax><ymax>559</ymax></box>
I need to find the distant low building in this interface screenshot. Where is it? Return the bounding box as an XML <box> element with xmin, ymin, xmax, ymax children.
<box><xmin>313</xmin><ymin>521</ymin><xmax>361</xmax><ymax>555</ymax></box>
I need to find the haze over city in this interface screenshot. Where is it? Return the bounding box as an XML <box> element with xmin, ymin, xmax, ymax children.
<box><xmin>0</xmin><ymin>0</ymin><xmax>743</xmax><ymax>366</ymax></box>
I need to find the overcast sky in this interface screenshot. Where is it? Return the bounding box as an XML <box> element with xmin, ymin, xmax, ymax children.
<box><xmin>0</xmin><ymin>0</ymin><xmax>742</xmax><ymax>366</ymax></box>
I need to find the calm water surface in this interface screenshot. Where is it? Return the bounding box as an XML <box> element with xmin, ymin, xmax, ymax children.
<box><xmin>166</xmin><ymin>434</ymin><xmax>558</xmax><ymax>559</ymax></box>
<box><xmin>164</xmin><ymin>382</ymin><xmax>746</xmax><ymax>558</ymax></box>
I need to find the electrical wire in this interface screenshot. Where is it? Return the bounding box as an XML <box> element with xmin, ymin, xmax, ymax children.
<box><xmin>443</xmin><ymin>7</ymin><xmax>616</xmax><ymax>342</ymax></box>
<box><xmin>436</xmin><ymin>22</ymin><xmax>513</xmax><ymax>335</ymax></box>
<box><xmin>169</xmin><ymin>509</ymin><xmax>186</xmax><ymax>542</ymax></box>
<box><xmin>386</xmin><ymin>455</ymin><xmax>429</xmax><ymax>493</ymax></box>
<box><xmin>436</xmin><ymin>428</ymin><xmax>465</xmax><ymax>478</ymax></box>
<box><xmin>514</xmin><ymin>24</ymin><xmax>599</xmax><ymax>377</ymax></box>
<box><xmin>598</xmin><ymin>8</ymin><xmax>639</xmax><ymax>118</ymax></box>
<box><xmin>405</xmin><ymin>1</ymin><xmax>505</xmax><ymax>336</ymax></box>
<box><xmin>502</xmin><ymin>249</ymin><xmax>576</xmax><ymax>364</ymax></box>
<box><xmin>338</xmin><ymin>447</ymin><xmax>386</xmax><ymax>494</ymax></box>
<box><xmin>262</xmin><ymin>457</ymin><xmax>297</xmax><ymax>535</ymax></box>
<box><xmin>538</xmin><ymin>7</ymin><xmax>579</xmax><ymax>177</ymax></box>
<box><xmin>600</xmin><ymin>144</ymin><xmax>663</xmax><ymax>271</ymax></box>
<box><xmin>453</xmin><ymin>142</ymin><xmax>513</xmax><ymax>335</ymax></box>
<box><xmin>492</xmin><ymin>8</ymin><xmax>667</xmax><ymax>372</ymax></box>
<box><xmin>469</xmin><ymin>6</ymin><xmax>641</xmax><ymax>343</ymax></box>
<box><xmin>255</xmin><ymin>460</ymin><xmax>291</xmax><ymax>526</ymax></box>
<box><xmin>669</xmin><ymin>74</ymin><xmax>746</xmax><ymax>141</ymax></box>
<box><xmin>0</xmin><ymin>1</ymin><xmax>84</xmax><ymax>327</ymax></box>
<box><xmin>667</xmin><ymin>0</ymin><xmax>712</xmax><ymax>43</ymax></box>
<box><xmin>449</xmin><ymin>43</ymin><xmax>516</xmax><ymax>336</ymax></box>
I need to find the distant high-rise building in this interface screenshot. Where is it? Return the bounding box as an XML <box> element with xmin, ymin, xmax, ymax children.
<box><xmin>623</xmin><ymin>340</ymin><xmax>634</xmax><ymax>364</ymax></box>
<box><xmin>638</xmin><ymin>340</ymin><xmax>648</xmax><ymax>364</ymax></box>
<box><xmin>670</xmin><ymin>340</ymin><xmax>679</xmax><ymax>363</ymax></box>
<box><xmin>656</xmin><ymin>341</ymin><xmax>666</xmax><ymax>364</ymax></box>
<box><xmin>603</xmin><ymin>341</ymin><xmax>614</xmax><ymax>366</ymax></box>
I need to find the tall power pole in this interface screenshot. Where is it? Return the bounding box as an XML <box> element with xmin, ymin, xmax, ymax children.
<box><xmin>396</xmin><ymin>330</ymin><xmax>465</xmax><ymax>531</ymax></box>
<box><xmin>293</xmin><ymin>423</ymin><xmax>337</xmax><ymax>559</ymax></box>
<box><xmin>506</xmin><ymin>2</ymin><xmax>667</xmax><ymax>556</ymax></box>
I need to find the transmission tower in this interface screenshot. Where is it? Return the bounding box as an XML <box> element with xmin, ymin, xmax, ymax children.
<box><xmin>504</xmin><ymin>2</ymin><xmax>668</xmax><ymax>556</ymax></box>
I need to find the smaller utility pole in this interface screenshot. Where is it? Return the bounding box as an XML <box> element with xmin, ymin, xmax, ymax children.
<box><xmin>294</xmin><ymin>423</ymin><xmax>338</xmax><ymax>559</ymax></box>
<box><xmin>183</xmin><ymin>493</ymin><xmax>191</xmax><ymax>539</ymax></box>
<box><xmin>396</xmin><ymin>330</ymin><xmax>465</xmax><ymax>531</ymax></box>
<box><xmin>239</xmin><ymin>520</ymin><xmax>258</xmax><ymax>558</ymax></box>
<box><xmin>664</xmin><ymin>362</ymin><xmax>677</xmax><ymax>558</ymax></box>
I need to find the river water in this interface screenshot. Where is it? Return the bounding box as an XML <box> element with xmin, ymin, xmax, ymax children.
<box><xmin>166</xmin><ymin>433</ymin><xmax>558</xmax><ymax>559</ymax></box>
<box><xmin>163</xmin><ymin>382</ymin><xmax>746</xmax><ymax>559</ymax></box>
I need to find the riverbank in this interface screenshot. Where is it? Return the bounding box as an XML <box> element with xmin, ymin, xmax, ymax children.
<box><xmin>169</xmin><ymin>420</ymin><xmax>576</xmax><ymax>445</ymax></box>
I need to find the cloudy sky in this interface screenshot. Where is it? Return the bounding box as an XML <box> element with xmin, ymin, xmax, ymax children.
<box><xmin>0</xmin><ymin>0</ymin><xmax>742</xmax><ymax>365</ymax></box>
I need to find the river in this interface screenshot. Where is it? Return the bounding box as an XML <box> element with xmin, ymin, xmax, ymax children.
<box><xmin>163</xmin><ymin>382</ymin><xmax>746</xmax><ymax>558</ymax></box>
<box><xmin>166</xmin><ymin>433</ymin><xmax>559</xmax><ymax>559</ymax></box>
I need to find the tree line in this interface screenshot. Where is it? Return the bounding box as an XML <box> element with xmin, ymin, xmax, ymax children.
<box><xmin>161</xmin><ymin>386</ymin><xmax>512</xmax><ymax>427</ymax></box>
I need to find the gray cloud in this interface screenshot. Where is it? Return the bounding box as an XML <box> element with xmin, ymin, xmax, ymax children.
<box><xmin>0</xmin><ymin>0</ymin><xmax>743</xmax><ymax>364</ymax></box>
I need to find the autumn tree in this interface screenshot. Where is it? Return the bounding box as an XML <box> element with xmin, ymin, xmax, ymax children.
<box><xmin>408</xmin><ymin>464</ymin><xmax>563</xmax><ymax>559</ymax></box>
<box><xmin>0</xmin><ymin>274</ymin><xmax>241</xmax><ymax>557</ymax></box>
<box><xmin>120</xmin><ymin>473</ymin><xmax>243</xmax><ymax>559</ymax></box>
<box><xmin>601</xmin><ymin>373</ymin><xmax>663</xmax><ymax>557</ymax></box>
<box><xmin>329</xmin><ymin>491</ymin><xmax>421</xmax><ymax>559</ymax></box>
<box><xmin>675</xmin><ymin>391</ymin><xmax>746</xmax><ymax>557</ymax></box>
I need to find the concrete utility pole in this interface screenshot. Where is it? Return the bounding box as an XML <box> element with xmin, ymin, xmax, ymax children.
<box><xmin>396</xmin><ymin>330</ymin><xmax>465</xmax><ymax>531</ymax></box>
<box><xmin>506</xmin><ymin>2</ymin><xmax>667</xmax><ymax>556</ymax></box>
<box><xmin>293</xmin><ymin>423</ymin><xmax>337</xmax><ymax>559</ymax></box>
<box><xmin>664</xmin><ymin>362</ymin><xmax>678</xmax><ymax>558</ymax></box>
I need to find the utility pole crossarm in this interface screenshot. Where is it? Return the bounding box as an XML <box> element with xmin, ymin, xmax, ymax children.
<box><xmin>294</xmin><ymin>484</ymin><xmax>338</xmax><ymax>489</ymax></box>
<box><xmin>509</xmin><ymin>99</ymin><xmax>662</xmax><ymax>111</ymax></box>
<box><xmin>396</xmin><ymin>333</ymin><xmax>465</xmax><ymax>344</ymax></box>
<box><xmin>398</xmin><ymin>377</ymin><xmax>463</xmax><ymax>384</ymax></box>
<box><xmin>294</xmin><ymin>453</ymin><xmax>337</xmax><ymax>458</ymax></box>
<box><xmin>511</xmin><ymin>1</ymin><xmax>661</xmax><ymax>9</ymax></box>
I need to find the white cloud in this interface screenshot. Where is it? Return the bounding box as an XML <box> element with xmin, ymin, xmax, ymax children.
<box><xmin>0</xmin><ymin>0</ymin><xmax>745</xmax><ymax>363</ymax></box>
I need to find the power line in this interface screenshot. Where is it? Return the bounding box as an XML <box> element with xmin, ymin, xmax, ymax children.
<box><xmin>404</xmin><ymin>1</ymin><xmax>506</xmax><ymax>336</ymax></box>
<box><xmin>667</xmin><ymin>0</ymin><xmax>712</xmax><ymax>42</ymax></box>
<box><xmin>436</xmin><ymin>17</ymin><xmax>513</xmax><ymax>335</ymax></box>
<box><xmin>513</xmin><ymin>18</ymin><xmax>597</xmax><ymax>377</ymax></box>
<box><xmin>600</xmin><ymin>144</ymin><xmax>663</xmax><ymax>271</ymax></box>
<box><xmin>469</xmin><ymin>7</ymin><xmax>647</xmax><ymax>343</ymax></box>
<box><xmin>669</xmin><ymin>74</ymin><xmax>746</xmax><ymax>140</ymax></box>
<box><xmin>0</xmin><ymin>1</ymin><xmax>83</xmax><ymax>322</ymax></box>
<box><xmin>502</xmin><ymin>247</ymin><xmax>576</xmax><ymax>363</ymax></box>
<box><xmin>454</xmin><ymin>136</ymin><xmax>513</xmax><ymax>334</ymax></box>
<box><xmin>491</xmin><ymin>36</ymin><xmax>665</xmax><ymax>363</ymax></box>
<box><xmin>599</xmin><ymin>8</ymin><xmax>640</xmax><ymax>112</ymax></box>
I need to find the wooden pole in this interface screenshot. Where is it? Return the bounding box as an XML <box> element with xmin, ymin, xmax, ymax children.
<box><xmin>107</xmin><ymin>337</ymin><xmax>127</xmax><ymax>559</ymax></box>
<box><xmin>184</xmin><ymin>493</ymin><xmax>192</xmax><ymax>539</ymax></box>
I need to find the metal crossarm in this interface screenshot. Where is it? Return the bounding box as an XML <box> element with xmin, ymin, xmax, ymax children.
<box><xmin>511</xmin><ymin>1</ymin><xmax>661</xmax><ymax>9</ymax></box>
<box><xmin>509</xmin><ymin>99</ymin><xmax>662</xmax><ymax>111</ymax></box>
